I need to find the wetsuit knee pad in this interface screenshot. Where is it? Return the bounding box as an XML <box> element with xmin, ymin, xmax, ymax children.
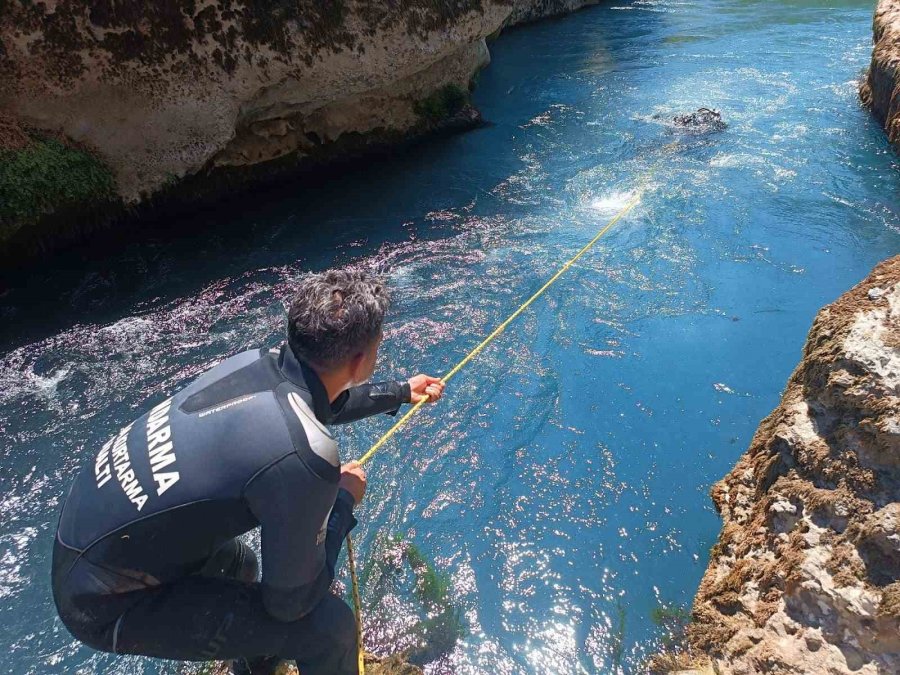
<box><xmin>200</xmin><ymin>539</ymin><xmax>259</xmax><ymax>583</ymax></box>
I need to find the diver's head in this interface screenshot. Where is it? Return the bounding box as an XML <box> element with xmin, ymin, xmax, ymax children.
<box><xmin>287</xmin><ymin>267</ymin><xmax>389</xmax><ymax>396</ymax></box>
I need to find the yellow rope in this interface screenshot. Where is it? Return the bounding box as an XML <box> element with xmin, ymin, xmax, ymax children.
<box><xmin>346</xmin><ymin>190</ymin><xmax>642</xmax><ymax>673</ymax></box>
<box><xmin>356</xmin><ymin>191</ymin><xmax>641</xmax><ymax>468</ymax></box>
<box><xmin>345</xmin><ymin>533</ymin><xmax>366</xmax><ymax>675</ymax></box>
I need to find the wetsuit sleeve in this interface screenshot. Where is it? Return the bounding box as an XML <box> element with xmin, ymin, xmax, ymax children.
<box><xmin>329</xmin><ymin>381</ymin><xmax>412</xmax><ymax>424</ymax></box>
<box><xmin>244</xmin><ymin>453</ymin><xmax>337</xmax><ymax>622</ymax></box>
<box><xmin>325</xmin><ymin>488</ymin><xmax>358</xmax><ymax>579</ymax></box>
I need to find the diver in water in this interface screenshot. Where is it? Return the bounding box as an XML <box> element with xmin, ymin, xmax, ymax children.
<box><xmin>51</xmin><ymin>268</ymin><xmax>445</xmax><ymax>675</ymax></box>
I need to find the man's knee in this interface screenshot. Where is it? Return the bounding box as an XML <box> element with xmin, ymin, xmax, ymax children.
<box><xmin>325</xmin><ymin>598</ymin><xmax>359</xmax><ymax>675</ymax></box>
<box><xmin>328</xmin><ymin>597</ymin><xmax>357</xmax><ymax>651</ymax></box>
<box><xmin>200</xmin><ymin>540</ymin><xmax>259</xmax><ymax>583</ymax></box>
<box><xmin>284</xmin><ymin>596</ymin><xmax>358</xmax><ymax>675</ymax></box>
<box><xmin>306</xmin><ymin>593</ymin><xmax>356</xmax><ymax>651</ymax></box>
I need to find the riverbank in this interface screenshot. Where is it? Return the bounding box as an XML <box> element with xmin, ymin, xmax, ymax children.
<box><xmin>861</xmin><ymin>0</ymin><xmax>900</xmax><ymax>151</ymax></box>
<box><xmin>0</xmin><ymin>1</ymin><xmax>599</xmax><ymax>269</ymax></box>
<box><xmin>665</xmin><ymin>256</ymin><xmax>900</xmax><ymax>674</ymax></box>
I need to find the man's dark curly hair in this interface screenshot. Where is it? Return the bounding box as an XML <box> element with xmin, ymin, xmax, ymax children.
<box><xmin>287</xmin><ymin>268</ymin><xmax>390</xmax><ymax>370</ymax></box>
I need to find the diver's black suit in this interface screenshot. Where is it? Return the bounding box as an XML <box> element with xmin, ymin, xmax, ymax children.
<box><xmin>52</xmin><ymin>343</ymin><xmax>410</xmax><ymax>674</ymax></box>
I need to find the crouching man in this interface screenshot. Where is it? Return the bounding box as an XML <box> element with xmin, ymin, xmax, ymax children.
<box><xmin>52</xmin><ymin>268</ymin><xmax>444</xmax><ymax>675</ymax></box>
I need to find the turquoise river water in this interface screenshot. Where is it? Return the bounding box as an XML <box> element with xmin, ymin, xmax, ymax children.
<box><xmin>1</xmin><ymin>0</ymin><xmax>899</xmax><ymax>673</ymax></box>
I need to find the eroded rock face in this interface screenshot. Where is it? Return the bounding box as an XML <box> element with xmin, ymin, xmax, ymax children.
<box><xmin>1</xmin><ymin>1</ymin><xmax>514</xmax><ymax>203</ymax></box>
<box><xmin>0</xmin><ymin>1</ymin><xmax>603</xmax><ymax>260</ymax></box>
<box><xmin>0</xmin><ymin>1</ymin><xmax>599</xmax><ymax>206</ymax></box>
<box><xmin>861</xmin><ymin>0</ymin><xmax>900</xmax><ymax>150</ymax></box>
<box><xmin>688</xmin><ymin>256</ymin><xmax>900</xmax><ymax>674</ymax></box>
<box><xmin>506</xmin><ymin>0</ymin><xmax>602</xmax><ymax>25</ymax></box>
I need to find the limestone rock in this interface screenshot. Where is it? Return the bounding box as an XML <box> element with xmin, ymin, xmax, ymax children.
<box><xmin>861</xmin><ymin>0</ymin><xmax>900</xmax><ymax>151</ymax></box>
<box><xmin>0</xmin><ymin>0</ymin><xmax>602</xmax><ymax>258</ymax></box>
<box><xmin>0</xmin><ymin>1</ymin><xmax>510</xmax><ymax>203</ymax></box>
<box><xmin>506</xmin><ymin>0</ymin><xmax>602</xmax><ymax>25</ymax></box>
<box><xmin>687</xmin><ymin>256</ymin><xmax>900</xmax><ymax>674</ymax></box>
<box><xmin>363</xmin><ymin>652</ymin><xmax>424</xmax><ymax>675</ymax></box>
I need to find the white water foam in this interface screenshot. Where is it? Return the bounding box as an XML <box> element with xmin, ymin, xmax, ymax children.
<box><xmin>588</xmin><ymin>191</ymin><xmax>638</xmax><ymax>215</ymax></box>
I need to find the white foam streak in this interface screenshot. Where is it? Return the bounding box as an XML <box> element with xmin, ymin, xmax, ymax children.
<box><xmin>588</xmin><ymin>191</ymin><xmax>638</xmax><ymax>215</ymax></box>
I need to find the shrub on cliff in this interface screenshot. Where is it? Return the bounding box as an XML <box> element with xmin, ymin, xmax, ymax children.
<box><xmin>414</xmin><ymin>84</ymin><xmax>469</xmax><ymax>122</ymax></box>
<box><xmin>0</xmin><ymin>135</ymin><xmax>117</xmax><ymax>244</ymax></box>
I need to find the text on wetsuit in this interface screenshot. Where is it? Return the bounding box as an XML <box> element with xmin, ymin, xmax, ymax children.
<box><xmin>94</xmin><ymin>422</ymin><xmax>149</xmax><ymax>512</ymax></box>
<box><xmin>147</xmin><ymin>398</ymin><xmax>180</xmax><ymax>497</ymax></box>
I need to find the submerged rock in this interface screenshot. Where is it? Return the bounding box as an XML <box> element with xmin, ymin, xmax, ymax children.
<box><xmin>861</xmin><ymin>0</ymin><xmax>900</xmax><ymax>152</ymax></box>
<box><xmin>363</xmin><ymin>652</ymin><xmax>424</xmax><ymax>675</ymax></box>
<box><xmin>678</xmin><ymin>256</ymin><xmax>900</xmax><ymax>674</ymax></box>
<box><xmin>671</xmin><ymin>108</ymin><xmax>727</xmax><ymax>133</ymax></box>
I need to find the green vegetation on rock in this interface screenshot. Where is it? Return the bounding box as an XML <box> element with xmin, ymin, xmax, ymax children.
<box><xmin>0</xmin><ymin>135</ymin><xmax>116</xmax><ymax>242</ymax></box>
<box><xmin>402</xmin><ymin>539</ymin><xmax>465</xmax><ymax>658</ymax></box>
<box><xmin>651</xmin><ymin>602</ymin><xmax>691</xmax><ymax>648</ymax></box>
<box><xmin>403</xmin><ymin>540</ymin><xmax>452</xmax><ymax>608</ymax></box>
<box><xmin>645</xmin><ymin>600</ymin><xmax>695</xmax><ymax>673</ymax></box>
<box><xmin>414</xmin><ymin>84</ymin><xmax>469</xmax><ymax>122</ymax></box>
<box><xmin>359</xmin><ymin>533</ymin><xmax>466</xmax><ymax>665</ymax></box>
<box><xmin>608</xmin><ymin>599</ymin><xmax>628</xmax><ymax>671</ymax></box>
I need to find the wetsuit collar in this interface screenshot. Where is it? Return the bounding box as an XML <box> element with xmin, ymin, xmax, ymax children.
<box><xmin>277</xmin><ymin>344</ymin><xmax>334</xmax><ymax>425</ymax></box>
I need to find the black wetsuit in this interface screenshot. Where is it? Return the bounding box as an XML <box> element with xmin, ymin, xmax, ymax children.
<box><xmin>52</xmin><ymin>344</ymin><xmax>410</xmax><ymax>674</ymax></box>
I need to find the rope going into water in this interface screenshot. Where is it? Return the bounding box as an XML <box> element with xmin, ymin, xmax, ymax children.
<box><xmin>345</xmin><ymin>532</ymin><xmax>367</xmax><ymax>675</ymax></box>
<box><xmin>345</xmin><ymin>190</ymin><xmax>643</xmax><ymax>674</ymax></box>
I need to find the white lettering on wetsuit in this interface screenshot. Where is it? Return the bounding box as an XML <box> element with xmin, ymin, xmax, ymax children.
<box><xmin>146</xmin><ymin>398</ymin><xmax>180</xmax><ymax>497</ymax></box>
<box><xmin>198</xmin><ymin>395</ymin><xmax>255</xmax><ymax>419</ymax></box>
<box><xmin>94</xmin><ymin>437</ymin><xmax>115</xmax><ymax>489</ymax></box>
<box><xmin>107</xmin><ymin>422</ymin><xmax>148</xmax><ymax>511</ymax></box>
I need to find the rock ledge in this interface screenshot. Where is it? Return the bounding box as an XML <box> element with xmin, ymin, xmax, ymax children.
<box><xmin>683</xmin><ymin>256</ymin><xmax>900</xmax><ymax>675</ymax></box>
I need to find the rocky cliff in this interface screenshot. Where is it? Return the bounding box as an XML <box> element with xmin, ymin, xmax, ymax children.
<box><xmin>507</xmin><ymin>0</ymin><xmax>601</xmax><ymax>25</ymax></box>
<box><xmin>861</xmin><ymin>0</ymin><xmax>900</xmax><ymax>151</ymax></box>
<box><xmin>679</xmin><ymin>256</ymin><xmax>900</xmax><ymax>674</ymax></box>
<box><xmin>0</xmin><ymin>0</ymin><xmax>599</xmax><ymax>261</ymax></box>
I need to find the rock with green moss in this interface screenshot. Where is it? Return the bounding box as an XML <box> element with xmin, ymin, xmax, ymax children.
<box><xmin>357</xmin><ymin>533</ymin><xmax>466</xmax><ymax>666</ymax></box>
<box><xmin>0</xmin><ymin>133</ymin><xmax>118</xmax><ymax>249</ymax></box>
<box><xmin>0</xmin><ymin>1</ymin><xmax>605</xmax><ymax>263</ymax></box>
<box><xmin>413</xmin><ymin>84</ymin><xmax>470</xmax><ymax>123</ymax></box>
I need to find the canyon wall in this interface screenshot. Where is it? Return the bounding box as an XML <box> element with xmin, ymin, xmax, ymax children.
<box><xmin>0</xmin><ymin>0</ymin><xmax>600</xmax><ymax>260</ymax></box>
<box><xmin>682</xmin><ymin>256</ymin><xmax>900</xmax><ymax>675</ymax></box>
<box><xmin>861</xmin><ymin>0</ymin><xmax>900</xmax><ymax>152</ymax></box>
